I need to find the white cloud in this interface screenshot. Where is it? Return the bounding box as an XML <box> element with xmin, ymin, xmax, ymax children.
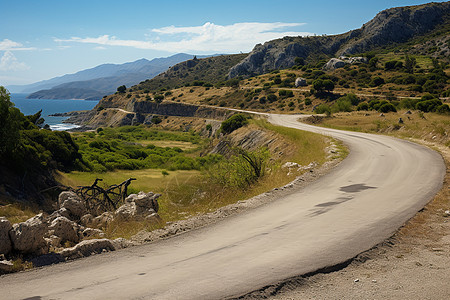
<box><xmin>0</xmin><ymin>39</ymin><xmax>36</xmax><ymax>51</ymax></box>
<box><xmin>54</xmin><ymin>22</ymin><xmax>312</xmax><ymax>53</ymax></box>
<box><xmin>0</xmin><ymin>51</ymin><xmax>30</xmax><ymax>71</ymax></box>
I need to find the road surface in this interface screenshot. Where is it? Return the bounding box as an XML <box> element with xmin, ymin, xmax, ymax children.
<box><xmin>0</xmin><ymin>114</ymin><xmax>445</xmax><ymax>299</ymax></box>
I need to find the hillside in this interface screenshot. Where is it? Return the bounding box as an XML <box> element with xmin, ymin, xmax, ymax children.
<box><xmin>133</xmin><ymin>54</ymin><xmax>247</xmax><ymax>92</ymax></box>
<box><xmin>65</xmin><ymin>2</ymin><xmax>449</xmax><ymax>130</ymax></box>
<box><xmin>229</xmin><ymin>1</ymin><xmax>450</xmax><ymax>78</ymax></box>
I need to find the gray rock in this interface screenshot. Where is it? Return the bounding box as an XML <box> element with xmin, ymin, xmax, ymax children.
<box><xmin>0</xmin><ymin>217</ymin><xmax>12</xmax><ymax>255</ymax></box>
<box><xmin>45</xmin><ymin>235</ymin><xmax>62</xmax><ymax>249</ymax></box>
<box><xmin>115</xmin><ymin>192</ymin><xmax>161</xmax><ymax>221</ymax></box>
<box><xmin>59</xmin><ymin>192</ymin><xmax>86</xmax><ymax>219</ymax></box>
<box><xmin>348</xmin><ymin>57</ymin><xmax>368</xmax><ymax>64</ymax></box>
<box><xmin>59</xmin><ymin>239</ymin><xmax>115</xmax><ymax>260</ymax></box>
<box><xmin>112</xmin><ymin>238</ymin><xmax>132</xmax><ymax>250</ymax></box>
<box><xmin>47</xmin><ymin>207</ymin><xmax>71</xmax><ymax>223</ymax></box>
<box><xmin>80</xmin><ymin>214</ymin><xmax>94</xmax><ymax>227</ymax></box>
<box><xmin>323</xmin><ymin>58</ymin><xmax>347</xmax><ymax>70</ymax></box>
<box><xmin>48</xmin><ymin>216</ymin><xmax>80</xmax><ymax>244</ymax></box>
<box><xmin>91</xmin><ymin>212</ymin><xmax>114</xmax><ymax>228</ymax></box>
<box><xmin>82</xmin><ymin>228</ymin><xmax>105</xmax><ymax>239</ymax></box>
<box><xmin>295</xmin><ymin>77</ymin><xmax>307</xmax><ymax>87</ymax></box>
<box><xmin>9</xmin><ymin>213</ymin><xmax>48</xmax><ymax>255</ymax></box>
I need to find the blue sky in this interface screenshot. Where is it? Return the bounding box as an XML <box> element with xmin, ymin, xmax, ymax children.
<box><xmin>0</xmin><ymin>0</ymin><xmax>446</xmax><ymax>86</ymax></box>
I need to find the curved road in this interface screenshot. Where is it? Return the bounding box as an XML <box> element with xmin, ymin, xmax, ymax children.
<box><xmin>1</xmin><ymin>114</ymin><xmax>445</xmax><ymax>299</ymax></box>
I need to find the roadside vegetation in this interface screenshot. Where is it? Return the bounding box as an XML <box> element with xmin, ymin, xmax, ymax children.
<box><xmin>59</xmin><ymin>115</ymin><xmax>333</xmax><ymax>239</ymax></box>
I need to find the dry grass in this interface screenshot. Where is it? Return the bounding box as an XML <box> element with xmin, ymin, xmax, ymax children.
<box><xmin>138</xmin><ymin>140</ymin><xmax>198</xmax><ymax>150</ymax></box>
<box><xmin>0</xmin><ymin>202</ymin><xmax>38</xmax><ymax>224</ymax></box>
<box><xmin>315</xmin><ymin>110</ymin><xmax>450</xmax><ymax>146</ymax></box>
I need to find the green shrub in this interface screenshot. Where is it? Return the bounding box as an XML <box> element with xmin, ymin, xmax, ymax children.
<box><xmin>220</xmin><ymin>114</ymin><xmax>249</xmax><ymax>134</ymax></box>
<box><xmin>357</xmin><ymin>102</ymin><xmax>369</xmax><ymax>111</ymax></box>
<box><xmin>117</xmin><ymin>85</ymin><xmax>126</xmax><ymax>93</ymax></box>
<box><xmin>436</xmin><ymin>104</ymin><xmax>450</xmax><ymax>115</ymax></box>
<box><xmin>331</xmin><ymin>98</ymin><xmax>353</xmax><ymax>113</ymax></box>
<box><xmin>370</xmin><ymin>76</ymin><xmax>385</xmax><ymax>87</ymax></box>
<box><xmin>378</xmin><ymin>103</ymin><xmax>397</xmax><ymax>113</ymax></box>
<box><xmin>314</xmin><ymin>104</ymin><xmax>331</xmax><ymax>115</ymax></box>
<box><xmin>267</xmin><ymin>94</ymin><xmax>278</xmax><ymax>102</ymax></box>
<box><xmin>416</xmin><ymin>99</ymin><xmax>442</xmax><ymax>112</ymax></box>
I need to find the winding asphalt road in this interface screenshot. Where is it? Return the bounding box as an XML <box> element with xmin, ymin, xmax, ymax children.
<box><xmin>1</xmin><ymin>114</ymin><xmax>445</xmax><ymax>299</ymax></box>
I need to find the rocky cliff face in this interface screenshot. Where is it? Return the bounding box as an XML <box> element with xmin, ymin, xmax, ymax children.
<box><xmin>229</xmin><ymin>2</ymin><xmax>449</xmax><ymax>78</ymax></box>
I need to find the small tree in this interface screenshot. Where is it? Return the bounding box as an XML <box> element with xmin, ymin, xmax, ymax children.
<box><xmin>220</xmin><ymin>114</ymin><xmax>249</xmax><ymax>134</ymax></box>
<box><xmin>117</xmin><ymin>85</ymin><xmax>127</xmax><ymax>93</ymax></box>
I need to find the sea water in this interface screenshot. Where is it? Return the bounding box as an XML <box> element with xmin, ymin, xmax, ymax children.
<box><xmin>10</xmin><ymin>93</ymin><xmax>98</xmax><ymax>131</ymax></box>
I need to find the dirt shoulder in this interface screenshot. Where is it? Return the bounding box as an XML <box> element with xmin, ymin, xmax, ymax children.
<box><xmin>262</xmin><ymin>141</ymin><xmax>449</xmax><ymax>300</ymax></box>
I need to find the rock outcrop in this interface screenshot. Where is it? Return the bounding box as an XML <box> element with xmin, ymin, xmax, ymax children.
<box><xmin>295</xmin><ymin>77</ymin><xmax>307</xmax><ymax>87</ymax></box>
<box><xmin>229</xmin><ymin>2</ymin><xmax>449</xmax><ymax>78</ymax></box>
<box><xmin>322</xmin><ymin>56</ymin><xmax>368</xmax><ymax>71</ymax></box>
<box><xmin>9</xmin><ymin>214</ymin><xmax>48</xmax><ymax>255</ymax></box>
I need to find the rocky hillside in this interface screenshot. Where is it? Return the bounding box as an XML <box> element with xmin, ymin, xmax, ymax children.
<box><xmin>229</xmin><ymin>2</ymin><xmax>450</xmax><ymax>78</ymax></box>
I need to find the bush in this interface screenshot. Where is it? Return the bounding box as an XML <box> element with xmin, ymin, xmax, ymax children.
<box><xmin>151</xmin><ymin>116</ymin><xmax>162</xmax><ymax>124</ymax></box>
<box><xmin>357</xmin><ymin>102</ymin><xmax>369</xmax><ymax>111</ymax></box>
<box><xmin>278</xmin><ymin>90</ymin><xmax>294</xmax><ymax>98</ymax></box>
<box><xmin>304</xmin><ymin>98</ymin><xmax>312</xmax><ymax>105</ymax></box>
<box><xmin>370</xmin><ymin>76</ymin><xmax>385</xmax><ymax>87</ymax></box>
<box><xmin>220</xmin><ymin>114</ymin><xmax>249</xmax><ymax>134</ymax></box>
<box><xmin>267</xmin><ymin>94</ymin><xmax>278</xmax><ymax>103</ymax></box>
<box><xmin>210</xmin><ymin>147</ymin><xmax>269</xmax><ymax>188</ymax></box>
<box><xmin>416</xmin><ymin>99</ymin><xmax>443</xmax><ymax>112</ymax></box>
<box><xmin>436</xmin><ymin>104</ymin><xmax>450</xmax><ymax>115</ymax></box>
<box><xmin>378</xmin><ymin>103</ymin><xmax>397</xmax><ymax>113</ymax></box>
<box><xmin>117</xmin><ymin>85</ymin><xmax>126</xmax><ymax>93</ymax></box>
<box><xmin>332</xmin><ymin>97</ymin><xmax>353</xmax><ymax>113</ymax></box>
<box><xmin>312</xmin><ymin>79</ymin><xmax>334</xmax><ymax>93</ymax></box>
<box><xmin>314</xmin><ymin>104</ymin><xmax>331</xmax><ymax>115</ymax></box>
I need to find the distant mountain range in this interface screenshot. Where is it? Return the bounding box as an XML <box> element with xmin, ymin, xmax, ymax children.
<box><xmin>7</xmin><ymin>53</ymin><xmax>209</xmax><ymax>100</ymax></box>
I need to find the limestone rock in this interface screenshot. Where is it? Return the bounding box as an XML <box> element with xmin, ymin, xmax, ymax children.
<box><xmin>45</xmin><ymin>235</ymin><xmax>62</xmax><ymax>249</ymax></box>
<box><xmin>112</xmin><ymin>238</ymin><xmax>132</xmax><ymax>250</ymax></box>
<box><xmin>282</xmin><ymin>162</ymin><xmax>300</xmax><ymax>169</ymax></box>
<box><xmin>323</xmin><ymin>58</ymin><xmax>347</xmax><ymax>71</ymax></box>
<box><xmin>0</xmin><ymin>217</ymin><xmax>12</xmax><ymax>255</ymax></box>
<box><xmin>80</xmin><ymin>214</ymin><xmax>94</xmax><ymax>227</ymax></box>
<box><xmin>295</xmin><ymin>77</ymin><xmax>307</xmax><ymax>87</ymax></box>
<box><xmin>9</xmin><ymin>213</ymin><xmax>48</xmax><ymax>255</ymax></box>
<box><xmin>48</xmin><ymin>216</ymin><xmax>80</xmax><ymax>244</ymax></box>
<box><xmin>81</xmin><ymin>228</ymin><xmax>105</xmax><ymax>239</ymax></box>
<box><xmin>47</xmin><ymin>207</ymin><xmax>71</xmax><ymax>223</ymax></box>
<box><xmin>91</xmin><ymin>212</ymin><xmax>114</xmax><ymax>228</ymax></box>
<box><xmin>115</xmin><ymin>192</ymin><xmax>161</xmax><ymax>221</ymax></box>
<box><xmin>59</xmin><ymin>192</ymin><xmax>86</xmax><ymax>219</ymax></box>
<box><xmin>59</xmin><ymin>239</ymin><xmax>115</xmax><ymax>260</ymax></box>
